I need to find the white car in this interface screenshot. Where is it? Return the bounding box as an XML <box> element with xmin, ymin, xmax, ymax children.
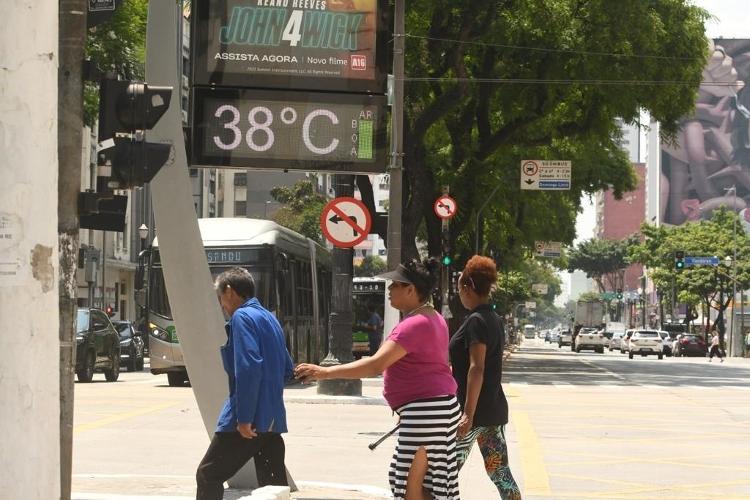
<box><xmin>576</xmin><ymin>328</ymin><xmax>606</xmax><ymax>353</ymax></box>
<box><xmin>628</xmin><ymin>330</ymin><xmax>664</xmax><ymax>359</ymax></box>
<box><xmin>609</xmin><ymin>331</ymin><xmax>625</xmax><ymax>351</ymax></box>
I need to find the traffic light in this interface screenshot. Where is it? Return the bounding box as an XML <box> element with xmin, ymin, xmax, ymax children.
<box><xmin>675</xmin><ymin>251</ymin><xmax>685</xmax><ymax>270</ymax></box>
<box><xmin>441</xmin><ymin>231</ymin><xmax>452</xmax><ymax>266</ymax></box>
<box><xmin>616</xmin><ymin>288</ymin><xmax>623</xmax><ymax>300</ymax></box>
<box><xmin>97</xmin><ymin>78</ymin><xmax>173</xmax><ymax>190</ymax></box>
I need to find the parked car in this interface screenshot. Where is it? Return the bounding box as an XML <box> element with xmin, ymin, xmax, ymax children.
<box><xmin>621</xmin><ymin>329</ymin><xmax>636</xmax><ymax>353</ymax></box>
<box><xmin>558</xmin><ymin>329</ymin><xmax>572</xmax><ymax>347</ymax></box>
<box><xmin>609</xmin><ymin>331</ymin><xmax>625</xmax><ymax>352</ymax></box>
<box><xmin>576</xmin><ymin>328</ymin><xmax>606</xmax><ymax>353</ymax></box>
<box><xmin>75</xmin><ymin>308</ymin><xmax>121</xmax><ymax>382</ymax></box>
<box><xmin>658</xmin><ymin>330</ymin><xmax>673</xmax><ymax>356</ymax></box>
<box><xmin>549</xmin><ymin>330</ymin><xmax>560</xmax><ymax>343</ymax></box>
<box><xmin>628</xmin><ymin>330</ymin><xmax>664</xmax><ymax>359</ymax></box>
<box><xmin>673</xmin><ymin>334</ymin><xmax>708</xmax><ymax>357</ymax></box>
<box><xmin>112</xmin><ymin>320</ymin><xmax>145</xmax><ymax>371</ymax></box>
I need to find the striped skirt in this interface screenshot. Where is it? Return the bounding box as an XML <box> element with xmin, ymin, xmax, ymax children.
<box><xmin>389</xmin><ymin>395</ymin><xmax>461</xmax><ymax>499</ymax></box>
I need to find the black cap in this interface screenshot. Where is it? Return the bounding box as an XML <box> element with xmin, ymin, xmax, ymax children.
<box><xmin>375</xmin><ymin>264</ymin><xmax>414</xmax><ymax>284</ymax></box>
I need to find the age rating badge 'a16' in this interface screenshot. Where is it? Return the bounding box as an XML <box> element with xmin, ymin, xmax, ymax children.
<box><xmin>434</xmin><ymin>195</ymin><xmax>457</xmax><ymax>220</ymax></box>
<box><xmin>320</xmin><ymin>197</ymin><xmax>372</xmax><ymax>248</ymax></box>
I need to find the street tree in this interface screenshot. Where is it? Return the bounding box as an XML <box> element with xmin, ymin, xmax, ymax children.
<box><xmin>270</xmin><ymin>179</ymin><xmax>327</xmax><ymax>243</ymax></box>
<box><xmin>354</xmin><ymin>256</ymin><xmax>387</xmax><ymax>277</ymax></box>
<box><xmin>357</xmin><ymin>0</ymin><xmax>709</xmax><ymax>270</ymax></box>
<box><xmin>568</xmin><ymin>236</ymin><xmax>639</xmax><ymax>293</ymax></box>
<box><xmin>630</xmin><ymin>209</ymin><xmax>750</xmax><ymax>344</ymax></box>
<box><xmin>84</xmin><ymin>0</ymin><xmax>149</xmax><ymax>125</ymax></box>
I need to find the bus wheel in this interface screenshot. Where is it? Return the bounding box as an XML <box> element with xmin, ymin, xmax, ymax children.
<box><xmin>167</xmin><ymin>372</ymin><xmax>185</xmax><ymax>387</ymax></box>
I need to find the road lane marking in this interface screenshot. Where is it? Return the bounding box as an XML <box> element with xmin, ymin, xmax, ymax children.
<box><xmin>511</xmin><ymin>410</ymin><xmax>551</xmax><ymax>496</ymax></box>
<box><xmin>74</xmin><ymin>402</ymin><xmax>180</xmax><ymax>434</ymax></box>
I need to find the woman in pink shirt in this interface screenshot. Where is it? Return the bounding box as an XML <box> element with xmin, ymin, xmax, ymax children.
<box><xmin>295</xmin><ymin>258</ymin><xmax>460</xmax><ymax>500</ymax></box>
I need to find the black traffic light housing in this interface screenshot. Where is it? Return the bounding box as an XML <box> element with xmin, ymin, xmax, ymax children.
<box><xmin>616</xmin><ymin>288</ymin><xmax>623</xmax><ymax>300</ymax></box>
<box><xmin>441</xmin><ymin>231</ymin><xmax>452</xmax><ymax>266</ymax></box>
<box><xmin>675</xmin><ymin>250</ymin><xmax>685</xmax><ymax>270</ymax></box>
<box><xmin>97</xmin><ymin>78</ymin><xmax>173</xmax><ymax>190</ymax></box>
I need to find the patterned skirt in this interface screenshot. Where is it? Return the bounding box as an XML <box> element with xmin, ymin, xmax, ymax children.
<box><xmin>388</xmin><ymin>395</ymin><xmax>461</xmax><ymax>499</ymax></box>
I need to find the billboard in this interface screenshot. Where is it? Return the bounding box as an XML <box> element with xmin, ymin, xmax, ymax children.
<box><xmin>660</xmin><ymin>39</ymin><xmax>750</xmax><ymax>229</ymax></box>
<box><xmin>191</xmin><ymin>87</ymin><xmax>388</xmax><ymax>173</ymax></box>
<box><xmin>191</xmin><ymin>0</ymin><xmax>389</xmax><ymax>94</ymax></box>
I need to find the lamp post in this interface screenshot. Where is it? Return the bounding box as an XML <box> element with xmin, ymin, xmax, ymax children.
<box><xmin>637</xmin><ymin>287</ymin><xmax>646</xmax><ymax>328</ymax></box>
<box><xmin>725</xmin><ymin>255</ymin><xmax>737</xmax><ymax>356</ymax></box>
<box><xmin>264</xmin><ymin>200</ymin><xmax>271</xmax><ymax>219</ymax></box>
<box><xmin>138</xmin><ymin>223</ymin><xmax>149</xmax><ymax>251</ymax></box>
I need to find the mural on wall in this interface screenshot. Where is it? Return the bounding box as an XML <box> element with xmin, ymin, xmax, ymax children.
<box><xmin>661</xmin><ymin>39</ymin><xmax>750</xmax><ymax>230</ymax></box>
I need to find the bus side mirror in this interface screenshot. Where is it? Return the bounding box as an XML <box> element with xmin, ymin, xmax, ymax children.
<box><xmin>135</xmin><ymin>288</ymin><xmax>147</xmax><ymax>308</ymax></box>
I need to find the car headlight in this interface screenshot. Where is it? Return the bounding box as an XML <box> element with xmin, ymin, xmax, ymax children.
<box><xmin>75</xmin><ymin>334</ymin><xmax>85</xmax><ymax>343</ymax></box>
<box><xmin>119</xmin><ymin>339</ymin><xmax>130</xmax><ymax>346</ymax></box>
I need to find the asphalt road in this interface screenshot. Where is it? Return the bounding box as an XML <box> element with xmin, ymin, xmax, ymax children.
<box><xmin>71</xmin><ymin>341</ymin><xmax>750</xmax><ymax>499</ymax></box>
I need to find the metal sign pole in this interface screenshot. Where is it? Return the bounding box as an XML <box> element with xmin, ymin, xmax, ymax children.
<box><xmin>384</xmin><ymin>0</ymin><xmax>405</xmax><ymax>337</ymax></box>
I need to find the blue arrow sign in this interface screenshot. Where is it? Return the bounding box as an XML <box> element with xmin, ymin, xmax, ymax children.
<box><xmin>685</xmin><ymin>256</ymin><xmax>720</xmax><ymax>267</ymax></box>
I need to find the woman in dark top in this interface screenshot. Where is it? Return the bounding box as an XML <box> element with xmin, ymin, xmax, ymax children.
<box><xmin>449</xmin><ymin>255</ymin><xmax>521</xmax><ymax>500</ymax></box>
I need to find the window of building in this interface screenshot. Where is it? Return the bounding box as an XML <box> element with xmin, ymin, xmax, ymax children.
<box><xmin>234</xmin><ymin>201</ymin><xmax>247</xmax><ymax>215</ymax></box>
<box><xmin>234</xmin><ymin>173</ymin><xmax>247</xmax><ymax>186</ymax></box>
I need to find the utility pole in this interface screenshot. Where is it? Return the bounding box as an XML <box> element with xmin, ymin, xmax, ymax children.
<box><xmin>1</xmin><ymin>2</ymin><xmax>60</xmax><ymax>499</ymax></box>
<box><xmin>383</xmin><ymin>0</ymin><xmax>405</xmax><ymax>337</ymax></box>
<box><xmin>59</xmin><ymin>1</ymin><xmax>87</xmax><ymax>498</ymax></box>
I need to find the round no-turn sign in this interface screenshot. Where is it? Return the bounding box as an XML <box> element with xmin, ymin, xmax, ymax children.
<box><xmin>320</xmin><ymin>197</ymin><xmax>372</xmax><ymax>248</ymax></box>
<box><xmin>434</xmin><ymin>195</ymin><xmax>457</xmax><ymax>219</ymax></box>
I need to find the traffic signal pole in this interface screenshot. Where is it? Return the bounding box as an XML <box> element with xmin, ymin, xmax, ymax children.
<box><xmin>383</xmin><ymin>0</ymin><xmax>405</xmax><ymax>338</ymax></box>
<box><xmin>58</xmin><ymin>1</ymin><xmax>87</xmax><ymax>498</ymax></box>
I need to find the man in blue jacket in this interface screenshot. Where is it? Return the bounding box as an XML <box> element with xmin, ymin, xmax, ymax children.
<box><xmin>196</xmin><ymin>267</ymin><xmax>294</xmax><ymax>499</ymax></box>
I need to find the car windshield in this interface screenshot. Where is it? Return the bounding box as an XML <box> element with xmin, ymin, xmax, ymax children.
<box><xmin>636</xmin><ymin>331</ymin><xmax>659</xmax><ymax>338</ymax></box>
<box><xmin>114</xmin><ymin>322</ymin><xmax>131</xmax><ymax>338</ymax></box>
<box><xmin>76</xmin><ymin>309</ymin><xmax>89</xmax><ymax>333</ymax></box>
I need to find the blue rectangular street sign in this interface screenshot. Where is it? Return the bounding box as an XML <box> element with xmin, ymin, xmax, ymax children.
<box><xmin>685</xmin><ymin>256</ymin><xmax>720</xmax><ymax>267</ymax></box>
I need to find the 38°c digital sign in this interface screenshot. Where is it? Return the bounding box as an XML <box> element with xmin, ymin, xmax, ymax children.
<box><xmin>191</xmin><ymin>87</ymin><xmax>387</xmax><ymax>173</ymax></box>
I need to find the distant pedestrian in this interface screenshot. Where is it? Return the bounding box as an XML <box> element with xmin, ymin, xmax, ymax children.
<box><xmin>295</xmin><ymin>258</ymin><xmax>460</xmax><ymax>499</ymax></box>
<box><xmin>450</xmin><ymin>256</ymin><xmax>522</xmax><ymax>500</ymax></box>
<box><xmin>709</xmin><ymin>331</ymin><xmax>724</xmax><ymax>362</ymax></box>
<box><xmin>365</xmin><ymin>302</ymin><xmax>384</xmax><ymax>355</ymax></box>
<box><xmin>745</xmin><ymin>331</ymin><xmax>750</xmax><ymax>357</ymax></box>
<box><xmin>196</xmin><ymin>267</ymin><xmax>294</xmax><ymax>500</ymax></box>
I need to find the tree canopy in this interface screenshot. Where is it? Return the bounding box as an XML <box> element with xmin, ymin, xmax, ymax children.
<box><xmin>270</xmin><ymin>179</ymin><xmax>327</xmax><ymax>243</ymax></box>
<box><xmin>84</xmin><ymin>0</ymin><xmax>149</xmax><ymax>126</ymax></box>
<box><xmin>630</xmin><ymin>209</ymin><xmax>750</xmax><ymax>340</ymax></box>
<box><xmin>568</xmin><ymin>236</ymin><xmax>639</xmax><ymax>292</ymax></box>
<box><xmin>359</xmin><ymin>0</ymin><xmax>709</xmax><ymax>273</ymax></box>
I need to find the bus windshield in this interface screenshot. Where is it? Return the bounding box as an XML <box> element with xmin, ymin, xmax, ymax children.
<box><xmin>149</xmin><ymin>265</ymin><xmax>273</xmax><ymax>320</ymax></box>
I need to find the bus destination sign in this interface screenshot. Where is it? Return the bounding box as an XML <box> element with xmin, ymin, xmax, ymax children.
<box><xmin>191</xmin><ymin>87</ymin><xmax>388</xmax><ymax>173</ymax></box>
<box><xmin>191</xmin><ymin>0</ymin><xmax>388</xmax><ymax>93</ymax></box>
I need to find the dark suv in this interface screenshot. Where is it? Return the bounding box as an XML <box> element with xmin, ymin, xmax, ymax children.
<box><xmin>112</xmin><ymin>320</ymin><xmax>145</xmax><ymax>372</ymax></box>
<box><xmin>75</xmin><ymin>308</ymin><xmax>121</xmax><ymax>382</ymax></box>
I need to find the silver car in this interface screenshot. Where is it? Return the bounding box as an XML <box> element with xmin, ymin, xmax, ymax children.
<box><xmin>609</xmin><ymin>331</ymin><xmax>625</xmax><ymax>352</ymax></box>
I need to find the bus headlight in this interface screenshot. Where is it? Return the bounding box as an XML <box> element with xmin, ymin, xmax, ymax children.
<box><xmin>149</xmin><ymin>322</ymin><xmax>171</xmax><ymax>342</ymax></box>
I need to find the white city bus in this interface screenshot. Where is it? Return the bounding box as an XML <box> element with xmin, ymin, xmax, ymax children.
<box><xmin>136</xmin><ymin>218</ymin><xmax>331</xmax><ymax>386</ymax></box>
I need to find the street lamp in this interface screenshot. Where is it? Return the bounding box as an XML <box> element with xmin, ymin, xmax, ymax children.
<box><xmin>138</xmin><ymin>223</ymin><xmax>148</xmax><ymax>251</ymax></box>
<box><xmin>637</xmin><ymin>287</ymin><xmax>646</xmax><ymax>328</ymax></box>
<box><xmin>725</xmin><ymin>255</ymin><xmax>737</xmax><ymax>356</ymax></box>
